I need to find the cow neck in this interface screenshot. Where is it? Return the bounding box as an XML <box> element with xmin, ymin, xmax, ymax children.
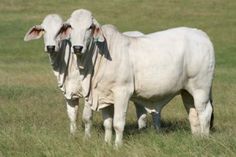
<box><xmin>92</xmin><ymin>39</ymin><xmax>111</xmax><ymax>87</ymax></box>
<box><xmin>48</xmin><ymin>40</ymin><xmax>71</xmax><ymax>88</ymax></box>
<box><xmin>76</xmin><ymin>39</ymin><xmax>97</xmax><ymax>98</ymax></box>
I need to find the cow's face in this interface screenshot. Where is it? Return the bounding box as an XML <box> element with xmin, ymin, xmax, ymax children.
<box><xmin>24</xmin><ymin>14</ymin><xmax>63</xmax><ymax>53</ymax></box>
<box><xmin>56</xmin><ymin>9</ymin><xmax>104</xmax><ymax>55</ymax></box>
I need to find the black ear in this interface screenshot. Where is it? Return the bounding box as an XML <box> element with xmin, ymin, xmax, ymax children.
<box><xmin>24</xmin><ymin>25</ymin><xmax>44</xmax><ymax>41</ymax></box>
<box><xmin>55</xmin><ymin>23</ymin><xmax>72</xmax><ymax>40</ymax></box>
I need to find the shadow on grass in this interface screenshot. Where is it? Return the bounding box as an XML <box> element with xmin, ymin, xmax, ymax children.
<box><xmin>80</xmin><ymin>118</ymin><xmax>217</xmax><ymax>139</ymax></box>
<box><xmin>160</xmin><ymin>119</ymin><xmax>190</xmax><ymax>133</ymax></box>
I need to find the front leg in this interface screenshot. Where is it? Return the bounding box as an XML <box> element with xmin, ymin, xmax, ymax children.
<box><xmin>113</xmin><ymin>89</ymin><xmax>131</xmax><ymax>147</ymax></box>
<box><xmin>102</xmin><ymin>106</ymin><xmax>114</xmax><ymax>144</ymax></box>
<box><xmin>82</xmin><ymin>100</ymin><xmax>93</xmax><ymax>138</ymax></box>
<box><xmin>65</xmin><ymin>98</ymin><xmax>79</xmax><ymax>135</ymax></box>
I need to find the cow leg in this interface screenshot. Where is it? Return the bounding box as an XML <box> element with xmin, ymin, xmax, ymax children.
<box><xmin>134</xmin><ymin>102</ymin><xmax>147</xmax><ymax>129</ymax></box>
<box><xmin>181</xmin><ymin>90</ymin><xmax>200</xmax><ymax>134</ymax></box>
<box><xmin>82</xmin><ymin>101</ymin><xmax>93</xmax><ymax>138</ymax></box>
<box><xmin>113</xmin><ymin>90</ymin><xmax>130</xmax><ymax>147</ymax></box>
<box><xmin>152</xmin><ymin>109</ymin><xmax>161</xmax><ymax>131</ymax></box>
<box><xmin>192</xmin><ymin>89</ymin><xmax>212</xmax><ymax>136</ymax></box>
<box><xmin>102</xmin><ymin>105</ymin><xmax>114</xmax><ymax>144</ymax></box>
<box><xmin>153</xmin><ymin>96</ymin><xmax>174</xmax><ymax>132</ymax></box>
<box><xmin>66</xmin><ymin>98</ymin><xmax>79</xmax><ymax>135</ymax></box>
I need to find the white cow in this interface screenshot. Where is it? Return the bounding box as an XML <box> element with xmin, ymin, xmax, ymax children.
<box><xmin>23</xmin><ymin>14</ymin><xmax>92</xmax><ymax>136</ymax></box>
<box><xmin>24</xmin><ymin>14</ymin><xmax>149</xmax><ymax>137</ymax></box>
<box><xmin>56</xmin><ymin>9</ymin><xmax>215</xmax><ymax>146</ymax></box>
<box><xmin>57</xmin><ymin>9</ymin><xmax>215</xmax><ymax>147</ymax></box>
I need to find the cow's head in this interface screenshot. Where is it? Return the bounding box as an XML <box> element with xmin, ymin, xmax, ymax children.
<box><xmin>56</xmin><ymin>9</ymin><xmax>104</xmax><ymax>55</ymax></box>
<box><xmin>24</xmin><ymin>14</ymin><xmax>63</xmax><ymax>53</ymax></box>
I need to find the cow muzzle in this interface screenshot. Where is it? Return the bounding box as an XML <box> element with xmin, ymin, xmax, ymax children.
<box><xmin>73</xmin><ymin>45</ymin><xmax>83</xmax><ymax>55</ymax></box>
<box><xmin>46</xmin><ymin>45</ymin><xmax>56</xmax><ymax>53</ymax></box>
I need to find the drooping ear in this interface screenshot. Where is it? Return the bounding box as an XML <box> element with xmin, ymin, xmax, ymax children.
<box><xmin>55</xmin><ymin>23</ymin><xmax>72</xmax><ymax>41</ymax></box>
<box><xmin>92</xmin><ymin>18</ymin><xmax>104</xmax><ymax>42</ymax></box>
<box><xmin>24</xmin><ymin>25</ymin><xmax>44</xmax><ymax>41</ymax></box>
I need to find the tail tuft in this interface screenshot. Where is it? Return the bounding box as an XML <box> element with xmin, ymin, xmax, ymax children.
<box><xmin>210</xmin><ymin>98</ymin><xmax>214</xmax><ymax>129</ymax></box>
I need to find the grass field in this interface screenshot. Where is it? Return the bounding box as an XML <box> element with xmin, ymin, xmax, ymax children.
<box><xmin>0</xmin><ymin>0</ymin><xmax>236</xmax><ymax>156</ymax></box>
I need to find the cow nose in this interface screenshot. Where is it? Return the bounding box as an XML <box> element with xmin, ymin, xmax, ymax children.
<box><xmin>46</xmin><ymin>45</ymin><xmax>55</xmax><ymax>53</ymax></box>
<box><xmin>73</xmin><ymin>45</ymin><xmax>83</xmax><ymax>54</ymax></box>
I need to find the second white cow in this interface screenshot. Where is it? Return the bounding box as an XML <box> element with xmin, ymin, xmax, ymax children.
<box><xmin>24</xmin><ymin>14</ymin><xmax>89</xmax><ymax>135</ymax></box>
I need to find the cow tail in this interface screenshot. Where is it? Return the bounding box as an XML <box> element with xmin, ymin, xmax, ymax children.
<box><xmin>210</xmin><ymin>88</ymin><xmax>214</xmax><ymax>129</ymax></box>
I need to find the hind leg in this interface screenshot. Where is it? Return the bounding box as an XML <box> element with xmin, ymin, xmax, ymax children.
<box><xmin>181</xmin><ymin>90</ymin><xmax>200</xmax><ymax>134</ymax></box>
<box><xmin>192</xmin><ymin>89</ymin><xmax>213</xmax><ymax>136</ymax></box>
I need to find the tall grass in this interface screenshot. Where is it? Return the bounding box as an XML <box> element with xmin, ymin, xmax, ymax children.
<box><xmin>0</xmin><ymin>0</ymin><xmax>236</xmax><ymax>156</ymax></box>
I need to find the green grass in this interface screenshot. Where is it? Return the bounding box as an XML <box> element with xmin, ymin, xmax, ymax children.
<box><xmin>0</xmin><ymin>0</ymin><xmax>236</xmax><ymax>156</ymax></box>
